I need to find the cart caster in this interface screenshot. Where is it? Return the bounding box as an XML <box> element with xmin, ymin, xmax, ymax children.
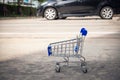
<box><xmin>55</xmin><ymin>63</ymin><xmax>61</xmax><ymax>73</ymax></box>
<box><xmin>81</xmin><ymin>62</ymin><xmax>87</xmax><ymax>73</ymax></box>
<box><xmin>81</xmin><ymin>66</ymin><xmax>87</xmax><ymax>73</ymax></box>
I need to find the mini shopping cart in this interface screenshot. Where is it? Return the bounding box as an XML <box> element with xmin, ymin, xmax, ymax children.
<box><xmin>47</xmin><ymin>28</ymin><xmax>88</xmax><ymax>73</ymax></box>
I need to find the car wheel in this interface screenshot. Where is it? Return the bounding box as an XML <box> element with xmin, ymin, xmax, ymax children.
<box><xmin>44</xmin><ymin>8</ymin><xmax>57</xmax><ymax>20</ymax></box>
<box><xmin>100</xmin><ymin>6</ymin><xmax>114</xmax><ymax>19</ymax></box>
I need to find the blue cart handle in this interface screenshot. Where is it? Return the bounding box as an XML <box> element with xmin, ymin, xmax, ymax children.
<box><xmin>47</xmin><ymin>45</ymin><xmax>52</xmax><ymax>56</ymax></box>
<box><xmin>80</xmin><ymin>28</ymin><xmax>88</xmax><ymax>36</ymax></box>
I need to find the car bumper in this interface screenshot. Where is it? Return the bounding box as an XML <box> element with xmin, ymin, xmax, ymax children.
<box><xmin>36</xmin><ymin>6</ymin><xmax>44</xmax><ymax>17</ymax></box>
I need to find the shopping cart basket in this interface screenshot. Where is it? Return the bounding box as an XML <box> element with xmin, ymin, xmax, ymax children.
<box><xmin>47</xmin><ymin>28</ymin><xmax>88</xmax><ymax>73</ymax></box>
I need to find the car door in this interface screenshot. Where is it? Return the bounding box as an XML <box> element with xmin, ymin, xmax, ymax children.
<box><xmin>77</xmin><ymin>0</ymin><xmax>101</xmax><ymax>14</ymax></box>
<box><xmin>56</xmin><ymin>0</ymin><xmax>78</xmax><ymax>14</ymax></box>
<box><xmin>110</xmin><ymin>0</ymin><xmax>120</xmax><ymax>8</ymax></box>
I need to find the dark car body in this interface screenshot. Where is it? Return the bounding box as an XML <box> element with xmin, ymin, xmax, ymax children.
<box><xmin>37</xmin><ymin>0</ymin><xmax>120</xmax><ymax>19</ymax></box>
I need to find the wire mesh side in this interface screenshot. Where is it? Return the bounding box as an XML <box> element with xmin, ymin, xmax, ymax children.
<box><xmin>50</xmin><ymin>37</ymin><xmax>83</xmax><ymax>57</ymax></box>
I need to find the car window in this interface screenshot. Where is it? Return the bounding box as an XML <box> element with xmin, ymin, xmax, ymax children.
<box><xmin>47</xmin><ymin>0</ymin><xmax>56</xmax><ymax>1</ymax></box>
<box><xmin>57</xmin><ymin>0</ymin><xmax>76</xmax><ymax>2</ymax></box>
<box><xmin>57</xmin><ymin>0</ymin><xmax>62</xmax><ymax>1</ymax></box>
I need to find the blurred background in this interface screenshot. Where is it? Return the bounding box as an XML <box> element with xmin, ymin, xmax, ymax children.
<box><xmin>0</xmin><ymin>0</ymin><xmax>45</xmax><ymax>17</ymax></box>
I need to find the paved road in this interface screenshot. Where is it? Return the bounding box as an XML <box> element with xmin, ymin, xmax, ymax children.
<box><xmin>0</xmin><ymin>17</ymin><xmax>120</xmax><ymax>80</ymax></box>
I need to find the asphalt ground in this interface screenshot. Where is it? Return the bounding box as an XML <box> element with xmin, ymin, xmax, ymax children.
<box><xmin>0</xmin><ymin>16</ymin><xmax>120</xmax><ymax>80</ymax></box>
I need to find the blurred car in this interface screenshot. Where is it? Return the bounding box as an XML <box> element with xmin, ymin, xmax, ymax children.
<box><xmin>32</xmin><ymin>0</ymin><xmax>41</xmax><ymax>8</ymax></box>
<box><xmin>36</xmin><ymin>0</ymin><xmax>120</xmax><ymax>20</ymax></box>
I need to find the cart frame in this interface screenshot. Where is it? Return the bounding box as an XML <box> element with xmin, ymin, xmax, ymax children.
<box><xmin>47</xmin><ymin>28</ymin><xmax>88</xmax><ymax>73</ymax></box>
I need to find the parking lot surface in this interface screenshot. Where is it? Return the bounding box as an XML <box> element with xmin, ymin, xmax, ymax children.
<box><xmin>0</xmin><ymin>17</ymin><xmax>120</xmax><ymax>80</ymax></box>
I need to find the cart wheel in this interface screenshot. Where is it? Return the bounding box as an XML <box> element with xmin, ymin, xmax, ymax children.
<box><xmin>55</xmin><ymin>63</ymin><xmax>60</xmax><ymax>73</ymax></box>
<box><xmin>81</xmin><ymin>62</ymin><xmax>87</xmax><ymax>73</ymax></box>
<box><xmin>81</xmin><ymin>66</ymin><xmax>87</xmax><ymax>73</ymax></box>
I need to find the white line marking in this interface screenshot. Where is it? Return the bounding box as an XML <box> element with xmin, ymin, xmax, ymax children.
<box><xmin>0</xmin><ymin>32</ymin><xmax>119</xmax><ymax>35</ymax></box>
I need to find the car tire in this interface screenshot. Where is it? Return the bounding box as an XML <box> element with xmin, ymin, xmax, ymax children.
<box><xmin>100</xmin><ymin>6</ymin><xmax>114</xmax><ymax>19</ymax></box>
<box><xmin>44</xmin><ymin>8</ymin><xmax>57</xmax><ymax>20</ymax></box>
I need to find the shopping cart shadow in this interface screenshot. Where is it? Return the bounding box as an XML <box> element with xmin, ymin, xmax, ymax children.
<box><xmin>54</xmin><ymin>61</ymin><xmax>87</xmax><ymax>73</ymax></box>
